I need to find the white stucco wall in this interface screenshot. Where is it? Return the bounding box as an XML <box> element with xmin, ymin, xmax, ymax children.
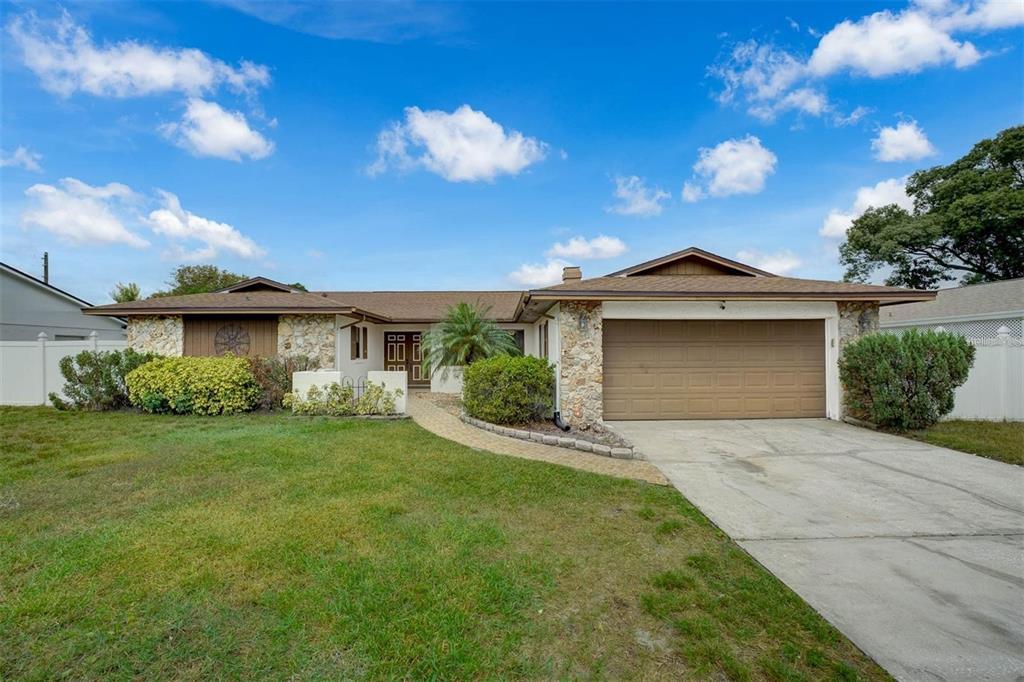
<box><xmin>546</xmin><ymin>304</ymin><xmax>562</xmax><ymax>410</ymax></box>
<box><xmin>600</xmin><ymin>300</ymin><xmax>842</xmax><ymax>420</ymax></box>
<box><xmin>335</xmin><ymin>316</ymin><xmax>548</xmax><ymax>385</ymax></box>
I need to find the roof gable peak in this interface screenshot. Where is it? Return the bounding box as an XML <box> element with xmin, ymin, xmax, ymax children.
<box><xmin>606</xmin><ymin>247</ymin><xmax>776</xmax><ymax>278</ymax></box>
<box><xmin>217</xmin><ymin>276</ymin><xmax>301</xmax><ymax>293</ymax></box>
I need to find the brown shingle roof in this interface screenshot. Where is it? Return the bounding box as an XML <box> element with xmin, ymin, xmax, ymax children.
<box><xmin>881</xmin><ymin>278</ymin><xmax>1024</xmax><ymax>324</ymax></box>
<box><xmin>83</xmin><ymin>289</ymin><xmax>526</xmax><ymax>322</ymax></box>
<box><xmin>322</xmin><ymin>291</ymin><xmax>525</xmax><ymax>321</ymax></box>
<box><xmin>530</xmin><ymin>275</ymin><xmax>934</xmax><ymax>302</ymax></box>
<box><xmin>82</xmin><ymin>290</ymin><xmax>393</xmax><ymax>320</ymax></box>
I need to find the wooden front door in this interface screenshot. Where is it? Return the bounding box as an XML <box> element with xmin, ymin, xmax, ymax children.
<box><xmin>385</xmin><ymin>332</ymin><xmax>429</xmax><ymax>387</ymax></box>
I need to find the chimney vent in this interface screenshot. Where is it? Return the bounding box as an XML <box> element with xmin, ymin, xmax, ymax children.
<box><xmin>562</xmin><ymin>266</ymin><xmax>582</xmax><ymax>282</ymax></box>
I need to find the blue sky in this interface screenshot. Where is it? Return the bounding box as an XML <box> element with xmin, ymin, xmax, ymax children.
<box><xmin>1</xmin><ymin>1</ymin><xmax>1021</xmax><ymax>302</ymax></box>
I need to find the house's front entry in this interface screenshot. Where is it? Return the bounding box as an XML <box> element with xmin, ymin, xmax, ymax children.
<box><xmin>385</xmin><ymin>331</ymin><xmax>430</xmax><ymax>387</ymax></box>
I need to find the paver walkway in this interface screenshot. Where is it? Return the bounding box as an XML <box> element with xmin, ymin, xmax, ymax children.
<box><xmin>407</xmin><ymin>394</ymin><xmax>668</xmax><ymax>485</ymax></box>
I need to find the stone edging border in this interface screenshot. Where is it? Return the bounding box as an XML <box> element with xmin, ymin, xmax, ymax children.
<box><xmin>459</xmin><ymin>414</ymin><xmax>641</xmax><ymax>460</ymax></box>
<box><xmin>288</xmin><ymin>414</ymin><xmax>410</xmax><ymax>421</ymax></box>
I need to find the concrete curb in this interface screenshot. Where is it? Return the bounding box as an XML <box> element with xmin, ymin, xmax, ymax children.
<box><xmin>459</xmin><ymin>414</ymin><xmax>642</xmax><ymax>460</ymax></box>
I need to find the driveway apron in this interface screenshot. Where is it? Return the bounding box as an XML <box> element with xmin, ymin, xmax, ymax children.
<box><xmin>610</xmin><ymin>418</ymin><xmax>1024</xmax><ymax>682</ymax></box>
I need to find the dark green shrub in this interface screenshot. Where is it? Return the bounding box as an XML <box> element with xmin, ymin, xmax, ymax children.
<box><xmin>248</xmin><ymin>354</ymin><xmax>320</xmax><ymax>410</ymax></box>
<box><xmin>839</xmin><ymin>329</ymin><xmax>975</xmax><ymax>431</ymax></box>
<box><xmin>49</xmin><ymin>348</ymin><xmax>157</xmax><ymax>411</ymax></box>
<box><xmin>126</xmin><ymin>356</ymin><xmax>260</xmax><ymax>415</ymax></box>
<box><xmin>462</xmin><ymin>355</ymin><xmax>554</xmax><ymax>425</ymax></box>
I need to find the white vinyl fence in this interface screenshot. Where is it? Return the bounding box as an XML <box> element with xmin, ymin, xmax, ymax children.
<box><xmin>0</xmin><ymin>332</ymin><xmax>127</xmax><ymax>406</ymax></box>
<box><xmin>947</xmin><ymin>329</ymin><xmax>1023</xmax><ymax>421</ymax></box>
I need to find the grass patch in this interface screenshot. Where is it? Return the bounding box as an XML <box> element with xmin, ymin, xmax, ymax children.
<box><xmin>0</xmin><ymin>408</ymin><xmax>887</xmax><ymax>679</ymax></box>
<box><xmin>907</xmin><ymin>420</ymin><xmax>1023</xmax><ymax>466</ymax></box>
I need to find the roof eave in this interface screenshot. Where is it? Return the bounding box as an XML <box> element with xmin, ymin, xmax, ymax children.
<box><xmin>526</xmin><ymin>291</ymin><xmax>937</xmax><ymax>304</ymax></box>
<box><xmin>81</xmin><ymin>306</ymin><xmax>393</xmax><ymax>323</ymax></box>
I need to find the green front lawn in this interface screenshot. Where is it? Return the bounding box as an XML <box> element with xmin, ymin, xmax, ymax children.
<box><xmin>1</xmin><ymin>408</ymin><xmax>885</xmax><ymax>680</ymax></box>
<box><xmin>908</xmin><ymin>420</ymin><xmax>1024</xmax><ymax>466</ymax></box>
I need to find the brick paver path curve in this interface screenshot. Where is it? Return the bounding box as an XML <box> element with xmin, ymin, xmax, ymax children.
<box><xmin>407</xmin><ymin>393</ymin><xmax>668</xmax><ymax>485</ymax></box>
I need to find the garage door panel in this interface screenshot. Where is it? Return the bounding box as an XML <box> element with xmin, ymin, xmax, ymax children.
<box><xmin>603</xmin><ymin>319</ymin><xmax>825</xmax><ymax>420</ymax></box>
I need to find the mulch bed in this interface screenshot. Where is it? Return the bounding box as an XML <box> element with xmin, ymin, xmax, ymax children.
<box><xmin>419</xmin><ymin>392</ymin><xmax>630</xmax><ymax>449</ymax></box>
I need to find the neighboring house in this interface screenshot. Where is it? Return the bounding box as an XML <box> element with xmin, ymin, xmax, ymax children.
<box><xmin>1</xmin><ymin>262</ymin><xmax>126</xmax><ymax>341</ymax></box>
<box><xmin>880</xmin><ymin>278</ymin><xmax>1024</xmax><ymax>340</ymax></box>
<box><xmin>82</xmin><ymin>247</ymin><xmax>932</xmax><ymax>426</ymax></box>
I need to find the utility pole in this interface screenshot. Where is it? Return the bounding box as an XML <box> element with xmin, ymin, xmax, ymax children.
<box><xmin>42</xmin><ymin>252</ymin><xmax>49</xmax><ymax>284</ymax></box>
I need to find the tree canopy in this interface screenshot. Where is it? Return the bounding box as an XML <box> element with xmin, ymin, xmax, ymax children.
<box><xmin>840</xmin><ymin>125</ymin><xmax>1024</xmax><ymax>288</ymax></box>
<box><xmin>110</xmin><ymin>282</ymin><xmax>140</xmax><ymax>303</ymax></box>
<box><xmin>150</xmin><ymin>265</ymin><xmax>247</xmax><ymax>298</ymax></box>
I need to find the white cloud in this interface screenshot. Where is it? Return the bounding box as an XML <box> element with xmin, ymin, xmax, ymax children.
<box><xmin>547</xmin><ymin>235</ymin><xmax>627</xmax><ymax>260</ymax></box>
<box><xmin>7</xmin><ymin>10</ymin><xmax>269</xmax><ymax>98</ymax></box>
<box><xmin>368</xmin><ymin>105</ymin><xmax>548</xmax><ymax>182</ymax></box>
<box><xmin>160</xmin><ymin>98</ymin><xmax>274</xmax><ymax>161</ymax></box>
<box><xmin>819</xmin><ymin>177</ymin><xmax>914</xmax><ymax>238</ymax></box>
<box><xmin>736</xmin><ymin>249</ymin><xmax>802</xmax><ymax>275</ymax></box>
<box><xmin>934</xmin><ymin>0</ymin><xmax>1024</xmax><ymax>30</ymax></box>
<box><xmin>871</xmin><ymin>120</ymin><xmax>937</xmax><ymax>161</ymax></box>
<box><xmin>808</xmin><ymin>9</ymin><xmax>981</xmax><ymax>78</ymax></box>
<box><xmin>750</xmin><ymin>87</ymin><xmax>830</xmax><ymax>122</ymax></box>
<box><xmin>20</xmin><ymin>177</ymin><xmax>148</xmax><ymax>247</ymax></box>
<box><xmin>683</xmin><ymin>135</ymin><xmax>778</xmax><ymax>201</ymax></box>
<box><xmin>148</xmin><ymin>190</ymin><xmax>265</xmax><ymax>260</ymax></box>
<box><xmin>710</xmin><ymin>2</ymin><xmax>1021</xmax><ymax>123</ymax></box>
<box><xmin>508</xmin><ymin>259</ymin><xmax>570</xmax><ymax>287</ymax></box>
<box><xmin>711</xmin><ymin>40</ymin><xmax>808</xmax><ymax>111</ymax></box>
<box><xmin>0</xmin><ymin>146</ymin><xmax>43</xmax><ymax>172</ymax></box>
<box><xmin>834</xmin><ymin>105</ymin><xmax>872</xmax><ymax>126</ymax></box>
<box><xmin>681</xmin><ymin>182</ymin><xmax>705</xmax><ymax>203</ymax></box>
<box><xmin>605</xmin><ymin>175</ymin><xmax>670</xmax><ymax>217</ymax></box>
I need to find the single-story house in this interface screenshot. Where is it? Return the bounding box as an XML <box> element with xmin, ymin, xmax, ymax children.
<box><xmin>83</xmin><ymin>247</ymin><xmax>933</xmax><ymax>426</ymax></box>
<box><xmin>880</xmin><ymin>277</ymin><xmax>1023</xmax><ymax>340</ymax></box>
<box><xmin>1</xmin><ymin>261</ymin><xmax>126</xmax><ymax>341</ymax></box>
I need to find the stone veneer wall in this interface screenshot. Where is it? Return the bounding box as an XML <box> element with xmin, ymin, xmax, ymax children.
<box><xmin>126</xmin><ymin>316</ymin><xmax>183</xmax><ymax>356</ymax></box>
<box><xmin>558</xmin><ymin>301</ymin><xmax>604</xmax><ymax>430</ymax></box>
<box><xmin>837</xmin><ymin>301</ymin><xmax>880</xmax><ymax>417</ymax></box>
<box><xmin>277</xmin><ymin>315</ymin><xmax>336</xmax><ymax>369</ymax></box>
<box><xmin>837</xmin><ymin>301</ymin><xmax>880</xmax><ymax>352</ymax></box>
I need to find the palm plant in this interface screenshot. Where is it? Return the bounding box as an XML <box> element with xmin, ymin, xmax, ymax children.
<box><xmin>421</xmin><ymin>302</ymin><xmax>522</xmax><ymax>373</ymax></box>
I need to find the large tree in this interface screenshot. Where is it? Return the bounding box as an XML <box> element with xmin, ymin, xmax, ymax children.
<box><xmin>840</xmin><ymin>125</ymin><xmax>1024</xmax><ymax>288</ymax></box>
<box><xmin>150</xmin><ymin>265</ymin><xmax>247</xmax><ymax>298</ymax></box>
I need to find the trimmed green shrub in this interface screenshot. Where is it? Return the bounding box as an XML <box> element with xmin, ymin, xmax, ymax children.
<box><xmin>463</xmin><ymin>355</ymin><xmax>555</xmax><ymax>425</ymax></box>
<box><xmin>839</xmin><ymin>329</ymin><xmax>975</xmax><ymax>431</ymax></box>
<box><xmin>126</xmin><ymin>356</ymin><xmax>260</xmax><ymax>415</ymax></box>
<box><xmin>282</xmin><ymin>382</ymin><xmax>402</xmax><ymax>416</ymax></box>
<box><xmin>50</xmin><ymin>348</ymin><xmax>158</xmax><ymax>411</ymax></box>
<box><xmin>248</xmin><ymin>354</ymin><xmax>320</xmax><ymax>410</ymax></box>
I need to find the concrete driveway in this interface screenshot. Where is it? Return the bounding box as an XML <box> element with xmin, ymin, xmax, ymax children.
<box><xmin>610</xmin><ymin>418</ymin><xmax>1024</xmax><ymax>682</ymax></box>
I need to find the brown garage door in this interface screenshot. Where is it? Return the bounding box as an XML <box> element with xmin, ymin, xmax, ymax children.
<box><xmin>603</xmin><ymin>319</ymin><xmax>825</xmax><ymax>419</ymax></box>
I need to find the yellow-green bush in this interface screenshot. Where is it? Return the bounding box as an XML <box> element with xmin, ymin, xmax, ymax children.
<box><xmin>126</xmin><ymin>356</ymin><xmax>260</xmax><ymax>415</ymax></box>
<box><xmin>282</xmin><ymin>381</ymin><xmax>403</xmax><ymax>416</ymax></box>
